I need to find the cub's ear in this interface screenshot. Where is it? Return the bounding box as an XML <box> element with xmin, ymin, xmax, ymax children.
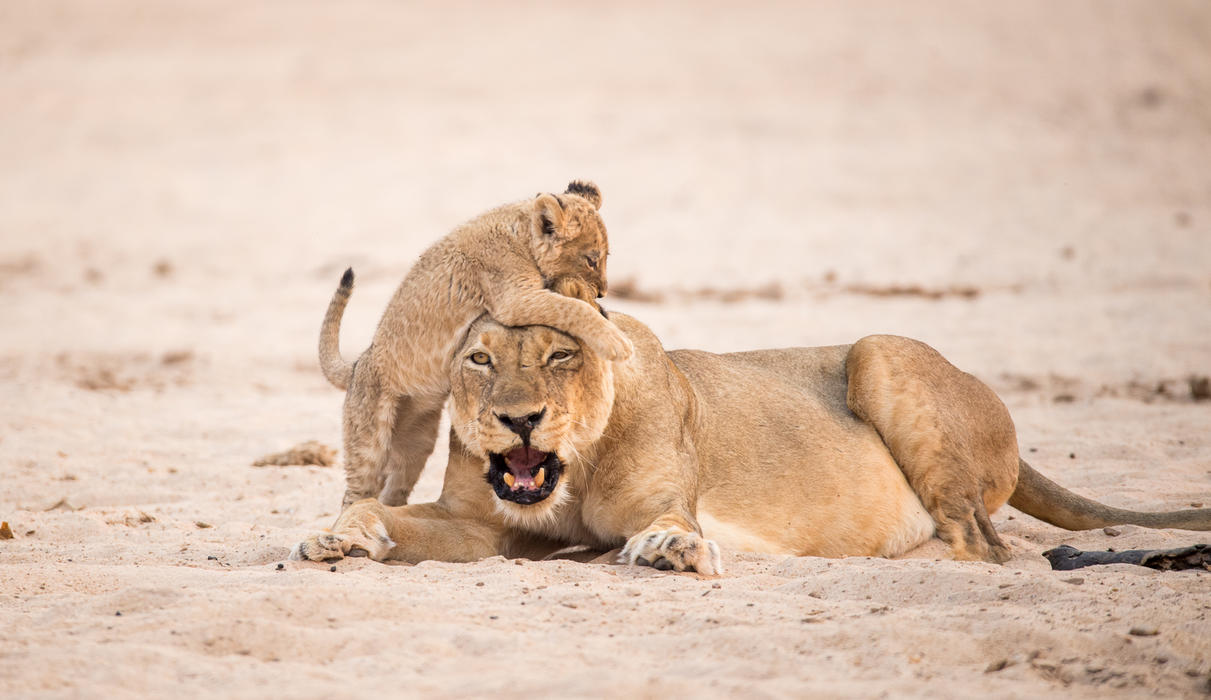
<box><xmin>532</xmin><ymin>193</ymin><xmax>569</xmax><ymax>240</ymax></box>
<box><xmin>564</xmin><ymin>180</ymin><xmax>602</xmax><ymax>210</ymax></box>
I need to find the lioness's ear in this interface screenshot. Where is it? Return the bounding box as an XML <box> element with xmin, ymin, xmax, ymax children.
<box><xmin>533</xmin><ymin>193</ymin><xmax>568</xmax><ymax>240</ymax></box>
<box><xmin>564</xmin><ymin>180</ymin><xmax>601</xmax><ymax>210</ymax></box>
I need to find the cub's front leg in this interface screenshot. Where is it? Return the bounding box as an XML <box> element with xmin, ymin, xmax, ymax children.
<box><xmin>489</xmin><ymin>288</ymin><xmax>634</xmax><ymax>362</ymax></box>
<box><xmin>619</xmin><ymin>513</ymin><xmax>723</xmax><ymax>576</ymax></box>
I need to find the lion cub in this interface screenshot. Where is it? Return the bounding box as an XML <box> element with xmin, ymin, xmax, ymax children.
<box><xmin>319</xmin><ymin>181</ymin><xmax>631</xmax><ymax>508</ymax></box>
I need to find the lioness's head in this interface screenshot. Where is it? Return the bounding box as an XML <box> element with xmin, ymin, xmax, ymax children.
<box><xmin>530</xmin><ymin>180</ymin><xmax>610</xmax><ymax>298</ymax></box>
<box><xmin>450</xmin><ymin>315</ymin><xmax>616</xmax><ymax>524</ymax></box>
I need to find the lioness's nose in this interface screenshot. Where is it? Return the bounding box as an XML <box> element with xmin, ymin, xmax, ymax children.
<box><xmin>496</xmin><ymin>408</ymin><xmax>546</xmax><ymax>438</ymax></box>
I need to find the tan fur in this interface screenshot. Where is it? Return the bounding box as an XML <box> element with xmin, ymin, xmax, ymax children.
<box><xmin>295</xmin><ymin>313</ymin><xmax>1211</xmax><ymax>569</ymax></box>
<box><xmin>319</xmin><ymin>181</ymin><xmax>632</xmax><ymax>509</ymax></box>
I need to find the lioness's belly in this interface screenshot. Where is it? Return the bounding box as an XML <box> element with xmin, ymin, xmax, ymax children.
<box><xmin>669</xmin><ymin>346</ymin><xmax>936</xmax><ymax>558</ymax></box>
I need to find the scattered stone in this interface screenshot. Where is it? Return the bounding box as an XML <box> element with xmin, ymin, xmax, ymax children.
<box><xmin>1189</xmin><ymin>375</ymin><xmax>1210</xmax><ymax>401</ymax></box>
<box><xmin>329</xmin><ymin>565</ymin><xmax>337</xmax><ymax>572</ymax></box>
<box><xmin>253</xmin><ymin>441</ymin><xmax>336</xmax><ymax>467</ymax></box>
<box><xmin>0</xmin><ymin>521</ymin><xmax>12</xmax><ymax>539</ymax></box>
<box><xmin>1192</xmin><ymin>502</ymin><xmax>1204</xmax><ymax>508</ymax></box>
<box><xmin>985</xmin><ymin>658</ymin><xmax>1014</xmax><ymax>673</ymax></box>
<box><xmin>115</xmin><ymin>611</ymin><xmax>122</xmax><ymax>616</ymax></box>
<box><xmin>207</xmin><ymin>555</ymin><xmax>218</xmax><ymax>561</ymax></box>
<box><xmin>1068</xmin><ymin>452</ymin><xmax>1076</xmax><ymax>459</ymax></box>
<box><xmin>195</xmin><ymin>521</ymin><xmax>212</xmax><ymax>529</ymax></box>
<box><xmin>161</xmin><ymin>350</ymin><xmax>193</xmax><ymax>365</ymax></box>
<box><xmin>1103</xmin><ymin>527</ymin><xmax>1121</xmax><ymax>537</ymax></box>
<box><xmin>1129</xmin><ymin>626</ymin><xmax>1159</xmax><ymax>637</ymax></box>
<box><xmin>276</xmin><ymin>563</ymin><xmax>285</xmax><ymax>570</ymax></box>
<box><xmin>1062</xmin><ymin>577</ymin><xmax>1084</xmax><ymax>585</ymax></box>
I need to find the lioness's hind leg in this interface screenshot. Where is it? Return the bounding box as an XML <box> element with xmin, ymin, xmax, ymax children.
<box><xmin>378</xmin><ymin>395</ymin><xmax>445</xmax><ymax>507</ymax></box>
<box><xmin>340</xmin><ymin>364</ymin><xmax>398</xmax><ymax>509</ymax></box>
<box><xmin>926</xmin><ymin>478</ymin><xmax>1012</xmax><ymax>563</ymax></box>
<box><xmin>845</xmin><ymin>335</ymin><xmax>1019</xmax><ymax>564</ymax></box>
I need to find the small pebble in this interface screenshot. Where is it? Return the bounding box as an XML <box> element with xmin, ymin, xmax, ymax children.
<box><xmin>206</xmin><ymin>555</ymin><xmax>218</xmax><ymax>561</ymax></box>
<box><xmin>115</xmin><ymin>611</ymin><xmax>122</xmax><ymax>617</ymax></box>
<box><xmin>1129</xmin><ymin>626</ymin><xmax>1159</xmax><ymax>637</ymax></box>
<box><xmin>276</xmin><ymin>563</ymin><xmax>284</xmax><ymax>570</ymax></box>
<box><xmin>1103</xmin><ymin>527</ymin><xmax>1121</xmax><ymax>537</ymax></box>
<box><xmin>1068</xmin><ymin>452</ymin><xmax>1076</xmax><ymax>459</ymax></box>
<box><xmin>1062</xmin><ymin>577</ymin><xmax>1084</xmax><ymax>585</ymax></box>
<box><xmin>329</xmin><ymin>565</ymin><xmax>336</xmax><ymax>572</ymax></box>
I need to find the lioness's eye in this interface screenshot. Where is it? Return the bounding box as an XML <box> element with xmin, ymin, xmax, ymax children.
<box><xmin>584</xmin><ymin>255</ymin><xmax>598</xmax><ymax>270</ymax></box>
<box><xmin>469</xmin><ymin>352</ymin><xmax>491</xmax><ymax>366</ymax></box>
<box><xmin>548</xmin><ymin>350</ymin><xmax>572</xmax><ymax>362</ymax></box>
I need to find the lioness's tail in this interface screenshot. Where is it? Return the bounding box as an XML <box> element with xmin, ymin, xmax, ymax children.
<box><xmin>1010</xmin><ymin>459</ymin><xmax>1211</xmax><ymax>531</ymax></box>
<box><xmin>318</xmin><ymin>268</ymin><xmax>356</xmax><ymax>390</ymax></box>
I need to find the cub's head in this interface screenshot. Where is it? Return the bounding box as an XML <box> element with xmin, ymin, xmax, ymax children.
<box><xmin>449</xmin><ymin>315</ymin><xmax>615</xmax><ymax>525</ymax></box>
<box><xmin>530</xmin><ymin>180</ymin><xmax>610</xmax><ymax>298</ymax></box>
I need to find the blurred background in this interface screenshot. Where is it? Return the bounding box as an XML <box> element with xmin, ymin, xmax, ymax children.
<box><xmin>1</xmin><ymin>0</ymin><xmax>1208</xmax><ymax>400</ymax></box>
<box><xmin>2</xmin><ymin>6</ymin><xmax>1209</xmax><ymax>693</ymax></box>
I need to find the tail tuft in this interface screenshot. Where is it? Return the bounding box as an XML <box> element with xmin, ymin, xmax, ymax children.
<box><xmin>319</xmin><ymin>269</ymin><xmax>358</xmax><ymax>390</ymax></box>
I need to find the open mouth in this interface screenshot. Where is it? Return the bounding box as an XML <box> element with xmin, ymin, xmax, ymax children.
<box><xmin>486</xmin><ymin>446</ymin><xmax>563</xmax><ymax>505</ymax></box>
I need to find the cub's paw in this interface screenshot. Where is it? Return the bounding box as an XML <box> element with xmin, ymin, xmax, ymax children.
<box><xmin>596</xmin><ymin>324</ymin><xmax>634</xmax><ymax>362</ymax></box>
<box><xmin>619</xmin><ymin>528</ymin><xmax>723</xmax><ymax>575</ymax></box>
<box><xmin>290</xmin><ymin>506</ymin><xmax>396</xmax><ymax>562</ymax></box>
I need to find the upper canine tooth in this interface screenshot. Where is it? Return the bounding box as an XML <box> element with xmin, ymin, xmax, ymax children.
<box><xmin>502</xmin><ymin>472</ymin><xmax>516</xmax><ymax>488</ymax></box>
<box><xmin>534</xmin><ymin>467</ymin><xmax>546</xmax><ymax>489</ymax></box>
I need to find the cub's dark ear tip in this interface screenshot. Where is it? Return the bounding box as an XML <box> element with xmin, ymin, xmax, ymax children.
<box><xmin>564</xmin><ymin>180</ymin><xmax>602</xmax><ymax>208</ymax></box>
<box><xmin>340</xmin><ymin>267</ymin><xmax>355</xmax><ymax>288</ymax></box>
<box><xmin>565</xmin><ymin>180</ymin><xmax>599</xmax><ymax>197</ymax></box>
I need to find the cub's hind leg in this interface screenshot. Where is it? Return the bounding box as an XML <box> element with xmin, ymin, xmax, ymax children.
<box><xmin>340</xmin><ymin>362</ymin><xmax>398</xmax><ymax>509</ymax></box>
<box><xmin>378</xmin><ymin>394</ymin><xmax>445</xmax><ymax>507</ymax></box>
<box><xmin>845</xmin><ymin>335</ymin><xmax>1019</xmax><ymax>563</ymax></box>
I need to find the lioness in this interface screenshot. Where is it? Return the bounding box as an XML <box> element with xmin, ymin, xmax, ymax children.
<box><xmin>319</xmin><ymin>181</ymin><xmax>633</xmax><ymax>510</ymax></box>
<box><xmin>294</xmin><ymin>312</ymin><xmax>1211</xmax><ymax>572</ymax></box>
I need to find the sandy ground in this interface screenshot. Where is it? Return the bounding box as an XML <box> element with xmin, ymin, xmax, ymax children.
<box><xmin>2</xmin><ymin>1</ymin><xmax>1211</xmax><ymax>697</ymax></box>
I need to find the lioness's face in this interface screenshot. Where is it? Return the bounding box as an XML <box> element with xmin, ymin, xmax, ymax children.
<box><xmin>450</xmin><ymin>317</ymin><xmax>615</xmax><ymax>519</ymax></box>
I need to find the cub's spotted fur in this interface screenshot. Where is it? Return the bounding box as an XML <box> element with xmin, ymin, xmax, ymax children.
<box><xmin>319</xmin><ymin>181</ymin><xmax>631</xmax><ymax>508</ymax></box>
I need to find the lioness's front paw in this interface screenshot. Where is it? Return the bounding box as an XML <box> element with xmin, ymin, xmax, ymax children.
<box><xmin>290</xmin><ymin>505</ymin><xmax>396</xmax><ymax>562</ymax></box>
<box><xmin>619</xmin><ymin>528</ymin><xmax>723</xmax><ymax>575</ymax></box>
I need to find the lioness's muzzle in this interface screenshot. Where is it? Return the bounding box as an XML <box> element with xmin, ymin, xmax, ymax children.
<box><xmin>486</xmin><ymin>447</ymin><xmax>563</xmax><ymax>505</ymax></box>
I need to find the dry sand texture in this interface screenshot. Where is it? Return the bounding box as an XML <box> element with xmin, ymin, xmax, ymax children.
<box><xmin>2</xmin><ymin>1</ymin><xmax>1210</xmax><ymax>697</ymax></box>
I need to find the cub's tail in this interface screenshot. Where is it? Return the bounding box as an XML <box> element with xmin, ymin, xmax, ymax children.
<box><xmin>318</xmin><ymin>268</ymin><xmax>356</xmax><ymax>390</ymax></box>
<box><xmin>1010</xmin><ymin>459</ymin><xmax>1211</xmax><ymax>531</ymax></box>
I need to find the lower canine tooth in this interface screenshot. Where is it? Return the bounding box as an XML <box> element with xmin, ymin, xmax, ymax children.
<box><xmin>534</xmin><ymin>467</ymin><xmax>545</xmax><ymax>489</ymax></box>
<box><xmin>502</xmin><ymin>472</ymin><xmax>516</xmax><ymax>488</ymax></box>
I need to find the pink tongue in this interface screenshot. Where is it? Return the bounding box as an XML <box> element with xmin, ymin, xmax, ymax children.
<box><xmin>504</xmin><ymin>447</ymin><xmax>546</xmax><ymax>490</ymax></box>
